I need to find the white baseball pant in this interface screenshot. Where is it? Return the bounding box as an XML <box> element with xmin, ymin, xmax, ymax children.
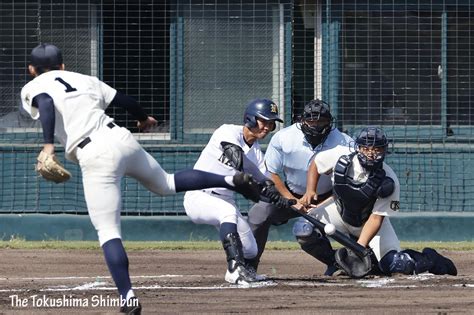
<box><xmin>183</xmin><ymin>190</ymin><xmax>258</xmax><ymax>259</ymax></box>
<box><xmin>75</xmin><ymin>124</ymin><xmax>176</xmax><ymax>245</ymax></box>
<box><xmin>306</xmin><ymin>197</ymin><xmax>401</xmax><ymax>260</ymax></box>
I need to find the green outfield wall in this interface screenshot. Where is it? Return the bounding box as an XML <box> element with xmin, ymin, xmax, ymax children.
<box><xmin>0</xmin><ymin>213</ymin><xmax>472</xmax><ymax>242</ymax></box>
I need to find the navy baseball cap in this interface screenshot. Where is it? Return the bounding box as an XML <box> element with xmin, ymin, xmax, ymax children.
<box><xmin>30</xmin><ymin>43</ymin><xmax>63</xmax><ymax>68</ymax></box>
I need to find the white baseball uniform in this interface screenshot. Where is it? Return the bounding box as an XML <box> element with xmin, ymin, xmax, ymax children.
<box><xmin>183</xmin><ymin>124</ymin><xmax>265</xmax><ymax>258</ymax></box>
<box><xmin>310</xmin><ymin>146</ymin><xmax>401</xmax><ymax>260</ymax></box>
<box><xmin>21</xmin><ymin>70</ymin><xmax>176</xmax><ymax>245</ymax></box>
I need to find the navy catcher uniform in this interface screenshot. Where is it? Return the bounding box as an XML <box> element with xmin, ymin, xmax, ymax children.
<box><xmin>184</xmin><ymin>98</ymin><xmax>283</xmax><ymax>285</ymax></box>
<box><xmin>21</xmin><ymin>43</ymin><xmax>263</xmax><ymax>314</ymax></box>
<box><xmin>304</xmin><ymin>126</ymin><xmax>457</xmax><ymax>276</ymax></box>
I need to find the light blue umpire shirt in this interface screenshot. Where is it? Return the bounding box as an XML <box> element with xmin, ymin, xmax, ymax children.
<box><xmin>264</xmin><ymin>123</ymin><xmax>354</xmax><ymax>196</ymax></box>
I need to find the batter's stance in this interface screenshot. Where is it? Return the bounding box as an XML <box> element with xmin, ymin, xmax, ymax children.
<box><xmin>21</xmin><ymin>43</ymin><xmax>262</xmax><ymax>315</ymax></box>
<box><xmin>247</xmin><ymin>99</ymin><xmax>353</xmax><ymax>275</ymax></box>
<box><xmin>184</xmin><ymin>99</ymin><xmax>283</xmax><ymax>285</ymax></box>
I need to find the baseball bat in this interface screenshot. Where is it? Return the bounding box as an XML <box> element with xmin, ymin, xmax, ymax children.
<box><xmin>289</xmin><ymin>204</ymin><xmax>371</xmax><ymax>258</ymax></box>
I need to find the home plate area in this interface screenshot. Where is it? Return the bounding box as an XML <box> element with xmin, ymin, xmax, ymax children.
<box><xmin>0</xmin><ymin>249</ymin><xmax>472</xmax><ymax>313</ymax></box>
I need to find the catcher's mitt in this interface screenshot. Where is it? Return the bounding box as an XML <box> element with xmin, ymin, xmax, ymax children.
<box><xmin>335</xmin><ymin>247</ymin><xmax>372</xmax><ymax>279</ymax></box>
<box><xmin>36</xmin><ymin>151</ymin><xmax>71</xmax><ymax>183</ymax></box>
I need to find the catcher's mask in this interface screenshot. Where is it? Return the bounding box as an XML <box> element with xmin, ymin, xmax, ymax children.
<box><xmin>299</xmin><ymin>99</ymin><xmax>333</xmax><ymax>148</ymax></box>
<box><xmin>30</xmin><ymin>43</ymin><xmax>63</xmax><ymax>73</ymax></box>
<box><xmin>355</xmin><ymin>126</ymin><xmax>389</xmax><ymax>171</ymax></box>
<box><xmin>243</xmin><ymin>98</ymin><xmax>283</xmax><ymax>131</ymax></box>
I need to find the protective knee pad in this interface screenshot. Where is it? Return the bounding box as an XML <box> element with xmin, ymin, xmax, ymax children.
<box><xmin>292</xmin><ymin>218</ymin><xmax>315</xmax><ymax>237</ymax></box>
<box><xmin>296</xmin><ymin>231</ymin><xmax>335</xmax><ymax>266</ymax></box>
<box><xmin>379</xmin><ymin>250</ymin><xmax>415</xmax><ymax>275</ymax></box>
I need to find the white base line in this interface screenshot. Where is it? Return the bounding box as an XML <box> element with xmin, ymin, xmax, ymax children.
<box><xmin>0</xmin><ymin>274</ymin><xmax>472</xmax><ymax>293</ymax></box>
<box><xmin>0</xmin><ymin>274</ymin><xmax>202</xmax><ymax>281</ymax></box>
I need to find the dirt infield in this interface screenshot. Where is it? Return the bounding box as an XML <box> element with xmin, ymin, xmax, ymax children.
<box><xmin>0</xmin><ymin>249</ymin><xmax>472</xmax><ymax>314</ymax></box>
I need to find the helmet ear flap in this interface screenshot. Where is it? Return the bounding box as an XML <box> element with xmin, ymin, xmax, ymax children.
<box><xmin>244</xmin><ymin>115</ymin><xmax>257</xmax><ymax>129</ymax></box>
<box><xmin>243</xmin><ymin>98</ymin><xmax>282</xmax><ymax>130</ymax></box>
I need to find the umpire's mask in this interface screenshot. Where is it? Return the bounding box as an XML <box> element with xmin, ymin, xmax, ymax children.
<box><xmin>299</xmin><ymin>99</ymin><xmax>333</xmax><ymax>148</ymax></box>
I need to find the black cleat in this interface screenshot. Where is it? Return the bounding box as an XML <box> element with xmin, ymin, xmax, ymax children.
<box><xmin>232</xmin><ymin>172</ymin><xmax>261</xmax><ymax>202</ymax></box>
<box><xmin>324</xmin><ymin>264</ymin><xmax>346</xmax><ymax>276</ymax></box>
<box><xmin>225</xmin><ymin>260</ymin><xmax>258</xmax><ymax>285</ymax></box>
<box><xmin>422</xmin><ymin>248</ymin><xmax>457</xmax><ymax>276</ymax></box>
<box><xmin>120</xmin><ymin>297</ymin><xmax>142</xmax><ymax>315</ymax></box>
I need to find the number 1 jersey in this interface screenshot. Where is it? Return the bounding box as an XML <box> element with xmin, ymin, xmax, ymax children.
<box><xmin>21</xmin><ymin>70</ymin><xmax>117</xmax><ymax>162</ymax></box>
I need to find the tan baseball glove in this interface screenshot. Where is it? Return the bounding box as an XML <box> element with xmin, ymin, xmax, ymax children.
<box><xmin>36</xmin><ymin>151</ymin><xmax>72</xmax><ymax>183</ymax></box>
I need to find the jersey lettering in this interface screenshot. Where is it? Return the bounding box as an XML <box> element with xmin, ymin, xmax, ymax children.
<box><xmin>55</xmin><ymin>77</ymin><xmax>77</xmax><ymax>93</ymax></box>
<box><xmin>218</xmin><ymin>153</ymin><xmax>234</xmax><ymax>168</ymax></box>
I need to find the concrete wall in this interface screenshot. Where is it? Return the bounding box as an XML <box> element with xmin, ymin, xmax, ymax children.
<box><xmin>1</xmin><ymin>213</ymin><xmax>472</xmax><ymax>242</ymax></box>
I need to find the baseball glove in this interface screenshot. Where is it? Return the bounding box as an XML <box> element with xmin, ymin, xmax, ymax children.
<box><xmin>335</xmin><ymin>247</ymin><xmax>372</xmax><ymax>279</ymax></box>
<box><xmin>36</xmin><ymin>151</ymin><xmax>71</xmax><ymax>183</ymax></box>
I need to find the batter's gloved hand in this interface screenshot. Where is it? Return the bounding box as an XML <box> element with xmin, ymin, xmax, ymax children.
<box><xmin>335</xmin><ymin>247</ymin><xmax>373</xmax><ymax>279</ymax></box>
<box><xmin>232</xmin><ymin>172</ymin><xmax>261</xmax><ymax>202</ymax></box>
<box><xmin>260</xmin><ymin>180</ymin><xmax>297</xmax><ymax>208</ymax></box>
<box><xmin>36</xmin><ymin>150</ymin><xmax>72</xmax><ymax>184</ymax></box>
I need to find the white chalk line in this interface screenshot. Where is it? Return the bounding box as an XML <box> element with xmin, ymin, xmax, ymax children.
<box><xmin>0</xmin><ymin>274</ymin><xmax>197</xmax><ymax>281</ymax></box>
<box><xmin>0</xmin><ymin>274</ymin><xmax>472</xmax><ymax>293</ymax></box>
<box><xmin>0</xmin><ymin>280</ymin><xmax>276</xmax><ymax>293</ymax></box>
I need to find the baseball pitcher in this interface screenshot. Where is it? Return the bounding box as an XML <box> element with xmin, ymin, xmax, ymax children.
<box><xmin>21</xmin><ymin>43</ymin><xmax>266</xmax><ymax>314</ymax></box>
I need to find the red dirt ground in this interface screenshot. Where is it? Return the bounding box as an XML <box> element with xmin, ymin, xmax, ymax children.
<box><xmin>0</xmin><ymin>249</ymin><xmax>472</xmax><ymax>314</ymax></box>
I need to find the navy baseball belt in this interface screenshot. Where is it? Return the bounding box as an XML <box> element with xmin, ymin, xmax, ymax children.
<box><xmin>77</xmin><ymin>122</ymin><xmax>116</xmax><ymax>149</ymax></box>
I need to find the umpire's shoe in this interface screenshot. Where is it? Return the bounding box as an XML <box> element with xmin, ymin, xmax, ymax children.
<box><xmin>232</xmin><ymin>172</ymin><xmax>261</xmax><ymax>202</ymax></box>
<box><xmin>422</xmin><ymin>248</ymin><xmax>457</xmax><ymax>276</ymax></box>
<box><xmin>120</xmin><ymin>297</ymin><xmax>142</xmax><ymax>315</ymax></box>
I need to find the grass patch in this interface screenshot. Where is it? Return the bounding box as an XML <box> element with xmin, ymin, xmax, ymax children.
<box><xmin>0</xmin><ymin>240</ymin><xmax>473</xmax><ymax>251</ymax></box>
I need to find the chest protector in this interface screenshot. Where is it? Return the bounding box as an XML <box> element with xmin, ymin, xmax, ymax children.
<box><xmin>333</xmin><ymin>153</ymin><xmax>388</xmax><ymax>227</ymax></box>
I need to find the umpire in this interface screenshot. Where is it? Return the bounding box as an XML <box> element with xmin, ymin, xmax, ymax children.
<box><xmin>247</xmin><ymin>99</ymin><xmax>353</xmax><ymax>275</ymax></box>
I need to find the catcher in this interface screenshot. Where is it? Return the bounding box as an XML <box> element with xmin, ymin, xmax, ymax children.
<box><xmin>300</xmin><ymin>126</ymin><xmax>457</xmax><ymax>278</ymax></box>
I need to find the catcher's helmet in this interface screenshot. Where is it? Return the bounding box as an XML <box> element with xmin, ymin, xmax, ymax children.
<box><xmin>299</xmin><ymin>99</ymin><xmax>333</xmax><ymax>147</ymax></box>
<box><xmin>243</xmin><ymin>98</ymin><xmax>283</xmax><ymax>131</ymax></box>
<box><xmin>355</xmin><ymin>126</ymin><xmax>389</xmax><ymax>170</ymax></box>
<box><xmin>30</xmin><ymin>43</ymin><xmax>63</xmax><ymax>70</ymax></box>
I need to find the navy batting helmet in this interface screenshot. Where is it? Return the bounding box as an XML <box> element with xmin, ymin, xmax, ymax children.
<box><xmin>243</xmin><ymin>98</ymin><xmax>283</xmax><ymax>131</ymax></box>
<box><xmin>30</xmin><ymin>43</ymin><xmax>63</xmax><ymax>74</ymax></box>
<box><xmin>355</xmin><ymin>126</ymin><xmax>389</xmax><ymax>170</ymax></box>
<box><xmin>299</xmin><ymin>99</ymin><xmax>334</xmax><ymax>147</ymax></box>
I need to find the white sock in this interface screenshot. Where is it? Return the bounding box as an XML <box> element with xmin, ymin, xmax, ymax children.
<box><xmin>225</xmin><ymin>176</ymin><xmax>235</xmax><ymax>187</ymax></box>
<box><xmin>126</xmin><ymin>289</ymin><xmax>135</xmax><ymax>301</ymax></box>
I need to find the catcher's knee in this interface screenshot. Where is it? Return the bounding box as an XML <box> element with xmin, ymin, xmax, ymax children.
<box><xmin>379</xmin><ymin>250</ymin><xmax>415</xmax><ymax>275</ymax></box>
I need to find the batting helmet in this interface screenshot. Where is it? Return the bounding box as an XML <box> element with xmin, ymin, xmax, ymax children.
<box><xmin>299</xmin><ymin>99</ymin><xmax>334</xmax><ymax>147</ymax></box>
<box><xmin>243</xmin><ymin>98</ymin><xmax>283</xmax><ymax>131</ymax></box>
<box><xmin>30</xmin><ymin>43</ymin><xmax>63</xmax><ymax>73</ymax></box>
<box><xmin>355</xmin><ymin>126</ymin><xmax>389</xmax><ymax>170</ymax></box>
